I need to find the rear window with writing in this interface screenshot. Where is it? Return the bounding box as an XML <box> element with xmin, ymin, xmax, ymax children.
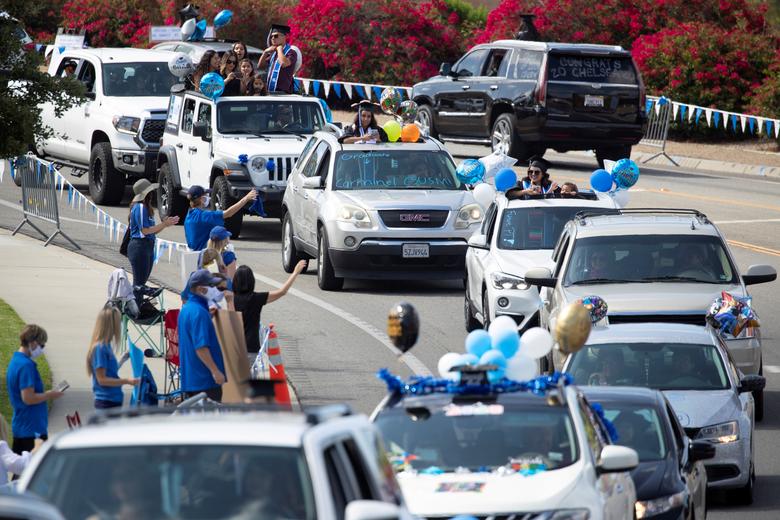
<box><xmin>547</xmin><ymin>55</ymin><xmax>637</xmax><ymax>84</ymax></box>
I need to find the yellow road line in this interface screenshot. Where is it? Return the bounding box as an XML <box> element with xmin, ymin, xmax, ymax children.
<box><xmin>727</xmin><ymin>239</ymin><xmax>780</xmax><ymax>258</ymax></box>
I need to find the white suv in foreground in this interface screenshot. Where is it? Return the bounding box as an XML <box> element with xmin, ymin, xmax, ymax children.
<box><xmin>17</xmin><ymin>405</ymin><xmax>411</xmax><ymax>520</ymax></box>
<box><xmin>281</xmin><ymin>132</ymin><xmax>482</xmax><ymax>290</ymax></box>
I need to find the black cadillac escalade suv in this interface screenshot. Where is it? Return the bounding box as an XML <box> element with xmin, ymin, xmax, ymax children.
<box><xmin>412</xmin><ymin>40</ymin><xmax>648</xmax><ymax>165</ymax></box>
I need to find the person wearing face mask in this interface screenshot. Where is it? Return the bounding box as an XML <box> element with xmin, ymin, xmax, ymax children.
<box><xmin>6</xmin><ymin>324</ymin><xmax>63</xmax><ymax>455</ymax></box>
<box><xmin>183</xmin><ymin>185</ymin><xmax>257</xmax><ymax>251</ymax></box>
<box><xmin>178</xmin><ymin>269</ymin><xmax>229</xmax><ymax>402</ymax></box>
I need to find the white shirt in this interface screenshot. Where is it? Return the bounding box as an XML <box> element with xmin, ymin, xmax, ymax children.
<box><xmin>0</xmin><ymin>440</ymin><xmax>30</xmax><ymax>484</ymax></box>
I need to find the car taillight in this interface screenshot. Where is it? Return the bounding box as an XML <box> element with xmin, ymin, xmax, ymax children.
<box><xmin>536</xmin><ymin>65</ymin><xmax>548</xmax><ymax>106</ymax></box>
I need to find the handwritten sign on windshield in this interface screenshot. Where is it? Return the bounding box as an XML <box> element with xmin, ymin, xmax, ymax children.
<box><xmin>548</xmin><ymin>56</ymin><xmax>635</xmax><ymax>84</ymax></box>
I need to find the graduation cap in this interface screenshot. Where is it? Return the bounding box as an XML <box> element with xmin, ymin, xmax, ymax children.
<box><xmin>243</xmin><ymin>378</ymin><xmax>281</xmax><ymax>401</ymax></box>
<box><xmin>528</xmin><ymin>155</ymin><xmax>551</xmax><ymax>173</ymax></box>
<box><xmin>267</xmin><ymin>23</ymin><xmax>291</xmax><ymax>46</ymax></box>
<box><xmin>178</xmin><ymin>3</ymin><xmax>200</xmax><ymax>24</ymax></box>
<box><xmin>351</xmin><ymin>100</ymin><xmax>380</xmax><ymax>113</ymax></box>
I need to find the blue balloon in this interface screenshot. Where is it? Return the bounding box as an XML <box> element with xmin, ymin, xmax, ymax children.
<box><xmin>460</xmin><ymin>353</ymin><xmax>479</xmax><ymax>366</ymax></box>
<box><xmin>612</xmin><ymin>158</ymin><xmax>640</xmax><ymax>189</ymax></box>
<box><xmin>199</xmin><ymin>72</ymin><xmax>224</xmax><ymax>100</ymax></box>
<box><xmin>465</xmin><ymin>330</ymin><xmax>491</xmax><ymax>359</ymax></box>
<box><xmin>492</xmin><ymin>328</ymin><xmax>519</xmax><ymax>359</ymax></box>
<box><xmin>190</xmin><ymin>19</ymin><xmax>207</xmax><ymax>41</ymax></box>
<box><xmin>479</xmin><ymin>350</ymin><xmax>507</xmax><ymax>381</ymax></box>
<box><xmin>456</xmin><ymin>159</ymin><xmax>485</xmax><ymax>184</ymax></box>
<box><xmin>494</xmin><ymin>167</ymin><xmax>517</xmax><ymax>192</ymax></box>
<box><xmin>214</xmin><ymin>9</ymin><xmax>233</xmax><ymax>29</ymax></box>
<box><xmin>590</xmin><ymin>169</ymin><xmax>613</xmax><ymax>192</ymax></box>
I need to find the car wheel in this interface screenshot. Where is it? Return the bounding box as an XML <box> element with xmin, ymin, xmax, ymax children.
<box><xmin>755</xmin><ymin>362</ymin><xmax>764</xmax><ymax>422</ymax></box>
<box><xmin>157</xmin><ymin>163</ymin><xmax>187</xmax><ymax>223</ymax></box>
<box><xmin>595</xmin><ymin>145</ymin><xmax>632</xmax><ymax>169</ymax></box>
<box><xmin>481</xmin><ymin>289</ymin><xmax>491</xmax><ymax>329</ymax></box>
<box><xmin>282</xmin><ymin>212</ymin><xmax>308</xmax><ymax>273</ymax></box>
<box><xmin>417</xmin><ymin>104</ymin><xmax>437</xmax><ymax>138</ymax></box>
<box><xmin>212</xmin><ymin>176</ymin><xmax>243</xmax><ymax>238</ymax></box>
<box><xmin>317</xmin><ymin>230</ymin><xmax>343</xmax><ymax>291</ymax></box>
<box><xmin>491</xmin><ymin>113</ymin><xmax>534</xmax><ymax>162</ymax></box>
<box><xmin>89</xmin><ymin>142</ymin><xmax>125</xmax><ymax>205</ymax></box>
<box><xmin>464</xmin><ymin>288</ymin><xmax>481</xmax><ymax>332</ymax></box>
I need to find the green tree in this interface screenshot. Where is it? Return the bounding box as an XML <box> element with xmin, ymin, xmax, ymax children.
<box><xmin>0</xmin><ymin>1</ymin><xmax>84</xmax><ymax>159</ymax></box>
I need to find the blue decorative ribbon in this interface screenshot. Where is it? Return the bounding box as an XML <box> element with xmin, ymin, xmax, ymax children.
<box><xmin>377</xmin><ymin>369</ymin><xmax>572</xmax><ymax>397</ymax></box>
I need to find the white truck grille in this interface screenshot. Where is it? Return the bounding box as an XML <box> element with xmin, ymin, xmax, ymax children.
<box><xmin>270</xmin><ymin>156</ymin><xmax>299</xmax><ymax>182</ymax></box>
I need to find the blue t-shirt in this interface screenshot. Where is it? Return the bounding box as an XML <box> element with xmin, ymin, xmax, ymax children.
<box><xmin>222</xmin><ymin>250</ymin><xmax>236</xmax><ymax>266</ymax></box>
<box><xmin>184</xmin><ymin>208</ymin><xmax>224</xmax><ymax>251</ymax></box>
<box><xmin>177</xmin><ymin>294</ymin><xmax>226</xmax><ymax>392</ymax></box>
<box><xmin>91</xmin><ymin>343</ymin><xmax>124</xmax><ymax>404</ymax></box>
<box><xmin>130</xmin><ymin>203</ymin><xmax>156</xmax><ymax>240</ymax></box>
<box><xmin>6</xmin><ymin>352</ymin><xmax>48</xmax><ymax>438</ymax></box>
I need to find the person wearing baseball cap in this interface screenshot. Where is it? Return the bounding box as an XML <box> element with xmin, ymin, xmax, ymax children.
<box><xmin>183</xmin><ymin>184</ymin><xmax>257</xmax><ymax>250</ymax></box>
<box><xmin>127</xmin><ymin>179</ymin><xmax>178</xmax><ymax>302</ymax></box>
<box><xmin>177</xmin><ymin>269</ymin><xmax>229</xmax><ymax>402</ymax></box>
<box><xmin>207</xmin><ymin>225</ymin><xmax>237</xmax><ymax>279</ymax></box>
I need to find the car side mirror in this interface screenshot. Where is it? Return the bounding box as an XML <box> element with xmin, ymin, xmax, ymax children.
<box><xmin>345</xmin><ymin>500</ymin><xmax>402</xmax><ymax>520</ymax></box>
<box><xmin>597</xmin><ymin>445</ymin><xmax>638</xmax><ymax>474</ymax></box>
<box><xmin>742</xmin><ymin>264</ymin><xmax>777</xmax><ymax>286</ymax></box>
<box><xmin>192</xmin><ymin>121</ymin><xmax>211</xmax><ymax>141</ymax></box>
<box><xmin>689</xmin><ymin>440</ymin><xmax>715</xmax><ymax>462</ymax></box>
<box><xmin>738</xmin><ymin>374</ymin><xmax>766</xmax><ymax>394</ymax></box>
<box><xmin>468</xmin><ymin>234</ymin><xmax>488</xmax><ymax>249</ymax></box>
<box><xmin>439</xmin><ymin>62</ymin><xmax>453</xmax><ymax>77</ymax></box>
<box><xmin>302</xmin><ymin>176</ymin><xmax>323</xmax><ymax>189</ymax></box>
<box><xmin>524</xmin><ymin>267</ymin><xmax>557</xmax><ymax>288</ymax></box>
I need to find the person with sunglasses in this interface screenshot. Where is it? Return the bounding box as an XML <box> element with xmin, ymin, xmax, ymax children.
<box><xmin>258</xmin><ymin>23</ymin><xmax>298</xmax><ymax>94</ymax></box>
<box><xmin>516</xmin><ymin>157</ymin><xmax>559</xmax><ymax>196</ymax></box>
<box><xmin>220</xmin><ymin>51</ymin><xmax>242</xmax><ymax>96</ymax></box>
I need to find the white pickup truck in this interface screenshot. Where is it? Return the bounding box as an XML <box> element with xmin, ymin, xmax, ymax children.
<box><xmin>37</xmin><ymin>48</ymin><xmax>178</xmax><ymax>204</ymax></box>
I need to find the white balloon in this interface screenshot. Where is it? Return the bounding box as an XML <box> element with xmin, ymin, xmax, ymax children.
<box><xmin>611</xmin><ymin>189</ymin><xmax>630</xmax><ymax>208</ymax></box>
<box><xmin>473</xmin><ymin>182</ymin><xmax>496</xmax><ymax>209</ymax></box>
<box><xmin>438</xmin><ymin>352</ymin><xmax>463</xmax><ymax>381</ymax></box>
<box><xmin>168</xmin><ymin>52</ymin><xmax>194</xmax><ymax>79</ymax></box>
<box><xmin>505</xmin><ymin>355</ymin><xmax>537</xmax><ymax>381</ymax></box>
<box><xmin>181</xmin><ymin>19</ymin><xmax>196</xmax><ymax>39</ymax></box>
<box><xmin>519</xmin><ymin>327</ymin><xmax>554</xmax><ymax>360</ymax></box>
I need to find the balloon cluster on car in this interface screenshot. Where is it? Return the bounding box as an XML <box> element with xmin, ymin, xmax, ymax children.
<box><xmin>589</xmin><ymin>158</ymin><xmax>641</xmax><ymax>208</ymax></box>
<box><xmin>378</xmin><ymin>87</ymin><xmax>422</xmax><ymax>142</ymax></box>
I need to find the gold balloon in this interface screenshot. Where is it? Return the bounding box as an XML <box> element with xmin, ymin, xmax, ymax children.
<box><xmin>555</xmin><ymin>303</ymin><xmax>592</xmax><ymax>355</ymax></box>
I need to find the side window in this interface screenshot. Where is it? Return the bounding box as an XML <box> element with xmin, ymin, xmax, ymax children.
<box><xmin>453</xmin><ymin>48</ymin><xmax>489</xmax><ymax>78</ymax></box>
<box><xmin>511</xmin><ymin>50</ymin><xmax>544</xmax><ymax>80</ymax></box>
<box><xmin>165</xmin><ymin>95</ymin><xmax>183</xmax><ymax>135</ymax></box>
<box><xmin>197</xmin><ymin>102</ymin><xmax>212</xmax><ymax>138</ymax></box>
<box><xmin>77</xmin><ymin>60</ymin><xmax>96</xmax><ymax>94</ymax></box>
<box><xmin>55</xmin><ymin>57</ymin><xmax>79</xmax><ymax>78</ymax></box>
<box><xmin>298</xmin><ymin>137</ymin><xmax>317</xmax><ymax>167</ymax></box>
<box><xmin>481</xmin><ymin>203</ymin><xmax>497</xmax><ymax>236</ymax></box>
<box><xmin>303</xmin><ymin>142</ymin><xmax>330</xmax><ymax>177</ymax></box>
<box><xmin>553</xmin><ymin>236</ymin><xmax>570</xmax><ymax>277</ymax></box>
<box><xmin>181</xmin><ymin>98</ymin><xmax>196</xmax><ymax>134</ymax></box>
<box><xmin>342</xmin><ymin>438</ymin><xmax>376</xmax><ymax>500</ymax></box>
<box><xmin>578</xmin><ymin>396</ymin><xmax>606</xmax><ymax>462</ymax></box>
<box><xmin>315</xmin><ymin>150</ymin><xmax>331</xmax><ymax>181</ymax></box>
<box><xmin>484</xmin><ymin>49</ymin><xmax>509</xmax><ymax>77</ymax></box>
<box><xmin>324</xmin><ymin>446</ymin><xmax>350</xmax><ymax>520</ymax></box>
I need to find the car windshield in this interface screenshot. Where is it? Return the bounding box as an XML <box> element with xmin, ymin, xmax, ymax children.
<box><xmin>217</xmin><ymin>101</ymin><xmax>324</xmax><ymax>135</ymax></box>
<box><xmin>374</xmin><ymin>401</ymin><xmax>578</xmax><ymax>473</ymax></box>
<box><xmin>563</xmin><ymin>234</ymin><xmax>737</xmax><ymax>285</ymax></box>
<box><xmin>600</xmin><ymin>404</ymin><xmax>668</xmax><ymax>461</ymax></box>
<box><xmin>26</xmin><ymin>445</ymin><xmax>317</xmax><ymax>520</ymax></box>
<box><xmin>333</xmin><ymin>150</ymin><xmax>462</xmax><ymax>190</ymax></box>
<box><xmin>568</xmin><ymin>343</ymin><xmax>730</xmax><ymax>391</ymax></box>
<box><xmin>547</xmin><ymin>54</ymin><xmax>638</xmax><ymax>84</ymax></box>
<box><xmin>102</xmin><ymin>63</ymin><xmax>178</xmax><ymax>97</ymax></box>
<box><xmin>498</xmin><ymin>206</ymin><xmax>594</xmax><ymax>250</ymax></box>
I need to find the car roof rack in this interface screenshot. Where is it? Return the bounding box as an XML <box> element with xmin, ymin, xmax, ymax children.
<box><xmin>574</xmin><ymin>208</ymin><xmax>710</xmax><ymax>223</ymax></box>
<box><xmin>506</xmin><ymin>191</ymin><xmax>600</xmax><ymax>201</ymax></box>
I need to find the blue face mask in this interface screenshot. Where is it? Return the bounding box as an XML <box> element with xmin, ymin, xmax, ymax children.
<box><xmin>202</xmin><ymin>194</ymin><xmax>211</xmax><ymax>208</ymax></box>
<box><xmin>30</xmin><ymin>345</ymin><xmax>45</xmax><ymax>359</ymax></box>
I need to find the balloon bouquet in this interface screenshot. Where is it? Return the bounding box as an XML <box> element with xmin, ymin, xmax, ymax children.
<box><xmin>378</xmin><ymin>87</ymin><xmax>421</xmax><ymax>143</ymax></box>
<box><xmin>180</xmin><ymin>5</ymin><xmax>233</xmax><ymax>42</ymax></box>
<box><xmin>589</xmin><ymin>158</ymin><xmax>641</xmax><ymax>208</ymax></box>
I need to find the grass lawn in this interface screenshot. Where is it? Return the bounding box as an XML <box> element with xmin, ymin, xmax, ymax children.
<box><xmin>0</xmin><ymin>298</ymin><xmax>52</xmax><ymax>443</ymax></box>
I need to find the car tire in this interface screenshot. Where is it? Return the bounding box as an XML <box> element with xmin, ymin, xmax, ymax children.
<box><xmin>417</xmin><ymin>104</ymin><xmax>438</xmax><ymax>138</ymax></box>
<box><xmin>212</xmin><ymin>176</ymin><xmax>243</xmax><ymax>238</ymax></box>
<box><xmin>755</xmin><ymin>362</ymin><xmax>764</xmax><ymax>422</ymax></box>
<box><xmin>595</xmin><ymin>145</ymin><xmax>632</xmax><ymax>169</ymax></box>
<box><xmin>491</xmin><ymin>113</ymin><xmax>534</xmax><ymax>162</ymax></box>
<box><xmin>464</xmin><ymin>288</ymin><xmax>481</xmax><ymax>332</ymax></box>
<box><xmin>89</xmin><ymin>142</ymin><xmax>125</xmax><ymax>205</ymax></box>
<box><xmin>157</xmin><ymin>163</ymin><xmax>187</xmax><ymax>223</ymax></box>
<box><xmin>317</xmin><ymin>230</ymin><xmax>343</xmax><ymax>291</ymax></box>
<box><xmin>732</xmin><ymin>463</ymin><xmax>754</xmax><ymax>505</ymax></box>
<box><xmin>481</xmin><ymin>289</ymin><xmax>491</xmax><ymax>329</ymax></box>
<box><xmin>282</xmin><ymin>212</ymin><xmax>308</xmax><ymax>273</ymax></box>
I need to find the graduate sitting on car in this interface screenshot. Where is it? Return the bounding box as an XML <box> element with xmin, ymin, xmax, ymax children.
<box><xmin>340</xmin><ymin>101</ymin><xmax>388</xmax><ymax>144</ymax></box>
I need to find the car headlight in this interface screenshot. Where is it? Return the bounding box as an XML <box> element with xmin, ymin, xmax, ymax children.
<box><xmin>490</xmin><ymin>271</ymin><xmax>529</xmax><ymax>290</ymax></box>
<box><xmin>337</xmin><ymin>204</ymin><xmax>372</xmax><ymax>228</ymax></box>
<box><xmin>112</xmin><ymin>116</ymin><xmax>141</xmax><ymax>135</ymax></box>
<box><xmin>249</xmin><ymin>156</ymin><xmax>267</xmax><ymax>173</ymax></box>
<box><xmin>635</xmin><ymin>491</ymin><xmax>686</xmax><ymax>518</ymax></box>
<box><xmin>455</xmin><ymin>203</ymin><xmax>482</xmax><ymax>229</ymax></box>
<box><xmin>529</xmin><ymin>509</ymin><xmax>589</xmax><ymax>520</ymax></box>
<box><xmin>696</xmin><ymin>421</ymin><xmax>739</xmax><ymax>444</ymax></box>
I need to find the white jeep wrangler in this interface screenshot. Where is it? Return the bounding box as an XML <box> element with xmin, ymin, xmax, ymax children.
<box><xmin>157</xmin><ymin>88</ymin><xmax>328</xmax><ymax>237</ymax></box>
<box><xmin>37</xmin><ymin>48</ymin><xmax>178</xmax><ymax>204</ymax></box>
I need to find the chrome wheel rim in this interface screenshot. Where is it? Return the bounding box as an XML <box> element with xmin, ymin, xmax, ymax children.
<box><xmin>160</xmin><ymin>183</ymin><xmax>170</xmax><ymax>216</ymax></box>
<box><xmin>417</xmin><ymin>110</ymin><xmax>431</xmax><ymax>135</ymax></box>
<box><xmin>283</xmin><ymin>219</ymin><xmax>291</xmax><ymax>265</ymax></box>
<box><xmin>317</xmin><ymin>235</ymin><xmax>324</xmax><ymax>281</ymax></box>
<box><xmin>492</xmin><ymin>119</ymin><xmax>512</xmax><ymax>155</ymax></box>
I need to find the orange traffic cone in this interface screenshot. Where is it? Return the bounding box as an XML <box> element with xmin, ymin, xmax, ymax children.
<box><xmin>266</xmin><ymin>324</ymin><xmax>292</xmax><ymax>409</ymax></box>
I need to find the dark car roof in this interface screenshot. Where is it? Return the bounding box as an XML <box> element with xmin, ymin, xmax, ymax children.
<box><xmin>488</xmin><ymin>40</ymin><xmax>629</xmax><ymax>55</ymax></box>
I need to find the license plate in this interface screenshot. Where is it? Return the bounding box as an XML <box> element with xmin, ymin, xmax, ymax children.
<box><xmin>584</xmin><ymin>95</ymin><xmax>605</xmax><ymax>107</ymax></box>
<box><xmin>402</xmin><ymin>243</ymin><xmax>430</xmax><ymax>258</ymax></box>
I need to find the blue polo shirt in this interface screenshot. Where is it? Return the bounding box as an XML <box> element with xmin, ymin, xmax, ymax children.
<box><xmin>129</xmin><ymin>203</ymin><xmax>156</xmax><ymax>240</ymax></box>
<box><xmin>177</xmin><ymin>293</ymin><xmax>226</xmax><ymax>392</ymax></box>
<box><xmin>184</xmin><ymin>208</ymin><xmax>224</xmax><ymax>250</ymax></box>
<box><xmin>6</xmin><ymin>352</ymin><xmax>48</xmax><ymax>438</ymax></box>
<box><xmin>91</xmin><ymin>343</ymin><xmax>124</xmax><ymax>404</ymax></box>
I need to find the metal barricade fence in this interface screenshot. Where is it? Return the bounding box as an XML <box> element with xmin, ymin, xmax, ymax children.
<box><xmin>639</xmin><ymin>97</ymin><xmax>679</xmax><ymax>166</ymax></box>
<box><xmin>12</xmin><ymin>155</ymin><xmax>80</xmax><ymax>249</ymax></box>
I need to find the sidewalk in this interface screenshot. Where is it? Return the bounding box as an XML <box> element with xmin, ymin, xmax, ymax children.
<box><xmin>0</xmin><ymin>229</ymin><xmax>296</xmax><ymax>435</ymax></box>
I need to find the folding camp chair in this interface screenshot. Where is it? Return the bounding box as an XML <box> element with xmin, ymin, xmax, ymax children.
<box><xmin>163</xmin><ymin>309</ymin><xmax>181</xmax><ymax>395</ymax></box>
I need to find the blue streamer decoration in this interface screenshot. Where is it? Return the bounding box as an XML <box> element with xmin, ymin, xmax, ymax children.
<box><xmin>238</xmin><ymin>154</ymin><xmax>248</xmax><ymax>165</ymax></box>
<box><xmin>730</xmin><ymin>114</ymin><xmax>737</xmax><ymax>132</ymax></box>
<box><xmin>645</xmin><ymin>99</ymin><xmax>653</xmax><ymax>114</ymax></box>
<box><xmin>294</xmin><ymin>79</ymin><xmax>301</xmax><ymax>93</ymax></box>
<box><xmin>377</xmin><ymin>369</ymin><xmax>573</xmax><ymax>397</ymax></box>
<box><xmin>767</xmin><ymin>120</ymin><xmax>774</xmax><ymax>137</ymax></box>
<box><xmin>694</xmin><ymin>107</ymin><xmax>703</xmax><ymax>125</ymax></box>
<box><xmin>9</xmin><ymin>159</ymin><xmax>15</xmax><ymax>181</ymax></box>
<box><xmin>312</xmin><ymin>80</ymin><xmax>321</xmax><ymax>97</ymax></box>
<box><xmin>248</xmin><ymin>196</ymin><xmax>266</xmax><ymax>217</ymax></box>
<box><xmin>372</xmin><ymin>86</ymin><xmax>382</xmax><ymax>101</ymax></box>
<box><xmin>354</xmin><ymin>85</ymin><xmax>366</xmax><ymax>99</ymax></box>
<box><xmin>713</xmin><ymin>111</ymin><xmax>721</xmax><ymax>129</ymax></box>
<box><xmin>333</xmin><ymin>83</ymin><xmax>342</xmax><ymax>98</ymax></box>
<box><xmin>679</xmin><ymin>104</ymin><xmax>687</xmax><ymax>122</ymax></box>
<box><xmin>591</xmin><ymin>402</ymin><xmax>619</xmax><ymax>443</ymax></box>
<box><xmin>748</xmin><ymin>117</ymin><xmax>756</xmax><ymax>133</ymax></box>
<box><xmin>67</xmin><ymin>185</ymin><xmax>73</xmax><ymax>206</ymax></box>
<box><xmin>396</xmin><ymin>88</ymin><xmax>405</xmax><ymax>100</ymax></box>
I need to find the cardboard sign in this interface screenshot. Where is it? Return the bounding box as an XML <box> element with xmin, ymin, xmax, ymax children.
<box><xmin>212</xmin><ymin>310</ymin><xmax>250</xmax><ymax>403</ymax></box>
<box><xmin>54</xmin><ymin>33</ymin><xmax>85</xmax><ymax>49</ymax></box>
<box><xmin>150</xmin><ymin>25</ymin><xmax>216</xmax><ymax>42</ymax></box>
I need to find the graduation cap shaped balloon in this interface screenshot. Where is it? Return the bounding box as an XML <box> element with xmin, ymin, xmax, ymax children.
<box><xmin>178</xmin><ymin>3</ymin><xmax>200</xmax><ymax>25</ymax></box>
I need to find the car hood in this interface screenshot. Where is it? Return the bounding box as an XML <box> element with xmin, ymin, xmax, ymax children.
<box><xmin>396</xmin><ymin>464</ymin><xmax>583</xmax><ymax>516</ymax></box>
<box><xmin>492</xmin><ymin>249</ymin><xmax>554</xmax><ymax>277</ymax></box>
<box><xmin>630</xmin><ymin>458</ymin><xmax>680</xmax><ymax>502</ymax></box>
<box><xmin>561</xmin><ymin>283</ymin><xmax>744</xmax><ymax>315</ymax></box>
<box><xmin>214</xmin><ymin>137</ymin><xmax>308</xmax><ymax>160</ymax></box>
<box><xmin>663</xmin><ymin>390</ymin><xmax>739</xmax><ymax>429</ymax></box>
<box><xmin>101</xmin><ymin>96</ymin><xmax>168</xmax><ymax>118</ymax></box>
<box><xmin>336</xmin><ymin>189</ymin><xmax>474</xmax><ymax>210</ymax></box>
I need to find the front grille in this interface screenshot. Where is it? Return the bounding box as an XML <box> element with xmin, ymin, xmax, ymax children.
<box><xmin>706</xmin><ymin>464</ymin><xmax>740</xmax><ymax>482</ymax></box>
<box><xmin>379</xmin><ymin>210</ymin><xmax>449</xmax><ymax>228</ymax></box>
<box><xmin>141</xmin><ymin>119</ymin><xmax>165</xmax><ymax>144</ymax></box>
<box><xmin>269</xmin><ymin>156</ymin><xmax>298</xmax><ymax>182</ymax></box>
<box><xmin>607</xmin><ymin>314</ymin><xmax>706</xmax><ymax>326</ymax></box>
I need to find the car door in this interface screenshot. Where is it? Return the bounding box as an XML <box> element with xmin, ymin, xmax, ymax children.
<box><xmin>541</xmin><ymin>231</ymin><xmax>571</xmax><ymax>327</ymax></box>
<box><xmin>191</xmin><ymin>99</ymin><xmax>213</xmax><ymax>184</ymax></box>
<box><xmin>291</xmin><ymin>140</ymin><xmax>324</xmax><ymax>247</ymax></box>
<box><xmin>302</xmin><ymin>142</ymin><xmax>332</xmax><ymax>245</ymax></box>
<box><xmin>62</xmin><ymin>58</ymin><xmax>98</xmax><ymax>163</ymax></box>
<box><xmin>177</xmin><ymin>97</ymin><xmax>198</xmax><ymax>184</ymax></box>
<box><xmin>40</xmin><ymin>57</ymin><xmax>81</xmax><ymax>156</ymax></box>
<box><xmin>435</xmin><ymin>48</ymin><xmax>489</xmax><ymax>137</ymax></box>
<box><xmin>467</xmin><ymin>47</ymin><xmax>511</xmax><ymax>137</ymax></box>
<box><xmin>468</xmin><ymin>202</ymin><xmax>498</xmax><ymax>317</ymax></box>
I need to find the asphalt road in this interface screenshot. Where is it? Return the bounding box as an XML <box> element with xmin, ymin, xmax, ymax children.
<box><xmin>1</xmin><ymin>144</ymin><xmax>779</xmax><ymax>518</ymax></box>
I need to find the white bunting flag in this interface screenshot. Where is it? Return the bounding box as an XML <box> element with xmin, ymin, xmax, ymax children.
<box><xmin>302</xmin><ymin>79</ymin><xmax>310</xmax><ymax>95</ymax></box>
<box><xmin>344</xmin><ymin>83</ymin><xmax>352</xmax><ymax>99</ymax></box>
<box><xmin>688</xmin><ymin>105</ymin><xmax>695</xmax><ymax>122</ymax></box>
<box><xmin>672</xmin><ymin>103</ymin><xmax>679</xmax><ymax>119</ymax></box>
<box><xmin>740</xmin><ymin>115</ymin><xmax>747</xmax><ymax>133</ymax></box>
<box><xmin>704</xmin><ymin>109</ymin><xmax>712</xmax><ymax>126</ymax></box>
<box><xmin>775</xmin><ymin>120</ymin><xmax>779</xmax><ymax>138</ymax></box>
<box><xmin>323</xmin><ymin>81</ymin><xmax>331</xmax><ymax>98</ymax></box>
<box><xmin>757</xmin><ymin>117</ymin><xmax>764</xmax><ymax>134</ymax></box>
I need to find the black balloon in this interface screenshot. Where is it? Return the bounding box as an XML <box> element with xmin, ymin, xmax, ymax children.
<box><xmin>387</xmin><ymin>302</ymin><xmax>419</xmax><ymax>353</ymax></box>
<box><xmin>178</xmin><ymin>4</ymin><xmax>200</xmax><ymax>25</ymax></box>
